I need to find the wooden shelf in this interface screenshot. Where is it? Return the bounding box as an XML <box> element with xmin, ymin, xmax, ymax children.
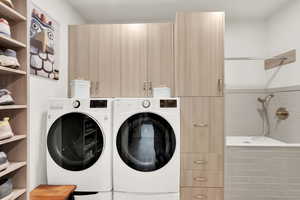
<box><xmin>0</xmin><ymin>3</ymin><xmax>26</xmax><ymax>23</ymax></box>
<box><xmin>12</xmin><ymin>188</ymin><xmax>26</xmax><ymax>199</ymax></box>
<box><xmin>0</xmin><ymin>66</ymin><xmax>26</xmax><ymax>75</ymax></box>
<box><xmin>0</xmin><ymin>105</ymin><xmax>27</xmax><ymax>110</ymax></box>
<box><xmin>0</xmin><ymin>162</ymin><xmax>26</xmax><ymax>178</ymax></box>
<box><xmin>0</xmin><ymin>34</ymin><xmax>26</xmax><ymax>50</ymax></box>
<box><xmin>0</xmin><ymin>135</ymin><xmax>26</xmax><ymax>146</ymax></box>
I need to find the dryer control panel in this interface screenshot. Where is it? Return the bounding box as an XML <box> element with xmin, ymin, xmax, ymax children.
<box><xmin>160</xmin><ymin>99</ymin><xmax>177</xmax><ymax>108</ymax></box>
<box><xmin>90</xmin><ymin>100</ymin><xmax>107</xmax><ymax>108</ymax></box>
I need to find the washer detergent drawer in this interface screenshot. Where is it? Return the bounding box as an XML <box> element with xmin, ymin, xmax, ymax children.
<box><xmin>73</xmin><ymin>192</ymin><xmax>112</xmax><ymax>200</ymax></box>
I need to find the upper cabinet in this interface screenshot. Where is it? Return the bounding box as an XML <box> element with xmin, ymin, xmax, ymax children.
<box><xmin>120</xmin><ymin>24</ymin><xmax>148</xmax><ymax>97</ymax></box>
<box><xmin>69</xmin><ymin>23</ymin><xmax>174</xmax><ymax>98</ymax></box>
<box><xmin>147</xmin><ymin>23</ymin><xmax>174</xmax><ymax>97</ymax></box>
<box><xmin>175</xmin><ymin>12</ymin><xmax>225</xmax><ymax>97</ymax></box>
<box><xmin>120</xmin><ymin>23</ymin><xmax>174</xmax><ymax>97</ymax></box>
<box><xmin>69</xmin><ymin>24</ymin><xmax>121</xmax><ymax>97</ymax></box>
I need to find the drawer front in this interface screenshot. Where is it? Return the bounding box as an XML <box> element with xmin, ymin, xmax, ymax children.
<box><xmin>181</xmin><ymin>188</ymin><xmax>224</xmax><ymax>200</ymax></box>
<box><xmin>181</xmin><ymin>170</ymin><xmax>224</xmax><ymax>187</ymax></box>
<box><xmin>181</xmin><ymin>153</ymin><xmax>223</xmax><ymax>171</ymax></box>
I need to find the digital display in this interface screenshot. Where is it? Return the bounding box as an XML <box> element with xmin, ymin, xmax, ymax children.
<box><xmin>90</xmin><ymin>100</ymin><xmax>107</xmax><ymax>108</ymax></box>
<box><xmin>160</xmin><ymin>100</ymin><xmax>177</xmax><ymax>108</ymax></box>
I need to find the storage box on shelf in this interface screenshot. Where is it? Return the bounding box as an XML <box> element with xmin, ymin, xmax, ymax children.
<box><xmin>0</xmin><ymin>0</ymin><xmax>27</xmax><ymax>199</ymax></box>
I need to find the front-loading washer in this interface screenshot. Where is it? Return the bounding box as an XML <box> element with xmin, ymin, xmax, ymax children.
<box><xmin>46</xmin><ymin>98</ymin><xmax>112</xmax><ymax>200</ymax></box>
<box><xmin>113</xmin><ymin>98</ymin><xmax>180</xmax><ymax>200</ymax></box>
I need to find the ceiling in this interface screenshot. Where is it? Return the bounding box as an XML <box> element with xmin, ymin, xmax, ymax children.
<box><xmin>65</xmin><ymin>0</ymin><xmax>292</xmax><ymax>23</ymax></box>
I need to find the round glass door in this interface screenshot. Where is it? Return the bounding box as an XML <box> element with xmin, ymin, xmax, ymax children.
<box><xmin>117</xmin><ymin>112</ymin><xmax>176</xmax><ymax>172</ymax></box>
<box><xmin>47</xmin><ymin>112</ymin><xmax>104</xmax><ymax>171</ymax></box>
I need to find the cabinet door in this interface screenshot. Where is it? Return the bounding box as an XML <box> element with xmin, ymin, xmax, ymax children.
<box><xmin>175</xmin><ymin>12</ymin><xmax>224</xmax><ymax>97</ymax></box>
<box><xmin>181</xmin><ymin>188</ymin><xmax>224</xmax><ymax>200</ymax></box>
<box><xmin>120</xmin><ymin>24</ymin><xmax>148</xmax><ymax>97</ymax></box>
<box><xmin>96</xmin><ymin>24</ymin><xmax>121</xmax><ymax>97</ymax></box>
<box><xmin>181</xmin><ymin>97</ymin><xmax>224</xmax><ymax>154</ymax></box>
<box><xmin>69</xmin><ymin>25</ymin><xmax>121</xmax><ymax>97</ymax></box>
<box><xmin>69</xmin><ymin>25</ymin><xmax>90</xmax><ymax>81</ymax></box>
<box><xmin>147</xmin><ymin>23</ymin><xmax>174</xmax><ymax>96</ymax></box>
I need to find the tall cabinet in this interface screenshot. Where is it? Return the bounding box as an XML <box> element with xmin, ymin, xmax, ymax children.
<box><xmin>175</xmin><ymin>12</ymin><xmax>225</xmax><ymax>200</ymax></box>
<box><xmin>69</xmin><ymin>23</ymin><xmax>174</xmax><ymax>97</ymax></box>
<box><xmin>0</xmin><ymin>0</ymin><xmax>28</xmax><ymax>199</ymax></box>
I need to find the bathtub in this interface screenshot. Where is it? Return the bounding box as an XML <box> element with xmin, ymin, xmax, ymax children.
<box><xmin>226</xmin><ymin>136</ymin><xmax>300</xmax><ymax>147</ymax></box>
<box><xmin>225</xmin><ymin>136</ymin><xmax>300</xmax><ymax>200</ymax></box>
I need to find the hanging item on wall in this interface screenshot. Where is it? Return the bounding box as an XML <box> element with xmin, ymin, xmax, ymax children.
<box><xmin>30</xmin><ymin>3</ymin><xmax>60</xmax><ymax>80</ymax></box>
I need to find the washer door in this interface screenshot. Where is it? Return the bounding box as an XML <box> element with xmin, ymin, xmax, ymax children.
<box><xmin>117</xmin><ymin>112</ymin><xmax>176</xmax><ymax>172</ymax></box>
<box><xmin>47</xmin><ymin>112</ymin><xmax>104</xmax><ymax>171</ymax></box>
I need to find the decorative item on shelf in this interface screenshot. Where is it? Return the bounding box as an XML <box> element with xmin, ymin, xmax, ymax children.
<box><xmin>30</xmin><ymin>4</ymin><xmax>60</xmax><ymax>80</ymax></box>
<box><xmin>153</xmin><ymin>86</ymin><xmax>171</xmax><ymax>98</ymax></box>
<box><xmin>0</xmin><ymin>178</ymin><xmax>13</xmax><ymax>200</ymax></box>
<box><xmin>0</xmin><ymin>152</ymin><xmax>8</xmax><ymax>172</ymax></box>
<box><xmin>0</xmin><ymin>0</ymin><xmax>14</xmax><ymax>8</ymax></box>
<box><xmin>0</xmin><ymin>90</ymin><xmax>14</xmax><ymax>105</ymax></box>
<box><xmin>0</xmin><ymin>49</ymin><xmax>20</xmax><ymax>69</ymax></box>
<box><xmin>0</xmin><ymin>18</ymin><xmax>10</xmax><ymax>38</ymax></box>
<box><xmin>0</xmin><ymin>118</ymin><xmax>14</xmax><ymax>140</ymax></box>
<box><xmin>70</xmin><ymin>79</ymin><xmax>91</xmax><ymax>99</ymax></box>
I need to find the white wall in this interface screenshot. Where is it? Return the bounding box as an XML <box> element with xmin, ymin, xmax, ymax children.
<box><xmin>29</xmin><ymin>0</ymin><xmax>85</xmax><ymax>190</ymax></box>
<box><xmin>265</xmin><ymin>1</ymin><xmax>300</xmax><ymax>88</ymax></box>
<box><xmin>225</xmin><ymin>19</ymin><xmax>267</xmax><ymax>89</ymax></box>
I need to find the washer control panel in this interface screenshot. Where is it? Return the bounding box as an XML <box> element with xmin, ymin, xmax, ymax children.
<box><xmin>142</xmin><ymin>100</ymin><xmax>151</xmax><ymax>108</ymax></box>
<box><xmin>90</xmin><ymin>100</ymin><xmax>107</xmax><ymax>108</ymax></box>
<box><xmin>72</xmin><ymin>100</ymin><xmax>81</xmax><ymax>108</ymax></box>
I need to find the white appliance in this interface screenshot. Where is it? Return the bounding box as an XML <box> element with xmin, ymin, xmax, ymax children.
<box><xmin>47</xmin><ymin>98</ymin><xmax>112</xmax><ymax>200</ymax></box>
<box><xmin>113</xmin><ymin>98</ymin><xmax>180</xmax><ymax>200</ymax></box>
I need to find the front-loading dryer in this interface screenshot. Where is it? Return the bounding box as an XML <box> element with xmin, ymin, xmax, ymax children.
<box><xmin>46</xmin><ymin>98</ymin><xmax>112</xmax><ymax>200</ymax></box>
<box><xmin>113</xmin><ymin>98</ymin><xmax>180</xmax><ymax>200</ymax></box>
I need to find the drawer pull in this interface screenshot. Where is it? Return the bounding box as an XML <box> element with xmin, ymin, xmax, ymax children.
<box><xmin>193</xmin><ymin>160</ymin><xmax>206</xmax><ymax>165</ymax></box>
<box><xmin>193</xmin><ymin>123</ymin><xmax>208</xmax><ymax>127</ymax></box>
<box><xmin>194</xmin><ymin>194</ymin><xmax>207</xmax><ymax>199</ymax></box>
<box><xmin>193</xmin><ymin>177</ymin><xmax>207</xmax><ymax>182</ymax></box>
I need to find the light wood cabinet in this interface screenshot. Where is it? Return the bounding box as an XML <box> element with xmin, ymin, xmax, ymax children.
<box><xmin>147</xmin><ymin>23</ymin><xmax>174</xmax><ymax>96</ymax></box>
<box><xmin>175</xmin><ymin>12</ymin><xmax>225</xmax><ymax>97</ymax></box>
<box><xmin>69</xmin><ymin>23</ymin><xmax>174</xmax><ymax>98</ymax></box>
<box><xmin>181</xmin><ymin>170</ymin><xmax>223</xmax><ymax>187</ymax></box>
<box><xmin>95</xmin><ymin>24</ymin><xmax>121</xmax><ymax>97</ymax></box>
<box><xmin>181</xmin><ymin>188</ymin><xmax>224</xmax><ymax>200</ymax></box>
<box><xmin>181</xmin><ymin>97</ymin><xmax>224</xmax><ymax>154</ymax></box>
<box><xmin>120</xmin><ymin>24</ymin><xmax>148</xmax><ymax>97</ymax></box>
<box><xmin>180</xmin><ymin>97</ymin><xmax>224</xmax><ymax>192</ymax></box>
<box><xmin>69</xmin><ymin>24</ymin><xmax>121</xmax><ymax>97</ymax></box>
<box><xmin>181</xmin><ymin>153</ymin><xmax>223</xmax><ymax>172</ymax></box>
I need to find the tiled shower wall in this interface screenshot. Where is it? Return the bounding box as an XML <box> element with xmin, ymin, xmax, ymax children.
<box><xmin>225</xmin><ymin>87</ymin><xmax>300</xmax><ymax>142</ymax></box>
<box><xmin>225</xmin><ymin>90</ymin><xmax>266</xmax><ymax>137</ymax></box>
<box><xmin>269</xmin><ymin>89</ymin><xmax>300</xmax><ymax>143</ymax></box>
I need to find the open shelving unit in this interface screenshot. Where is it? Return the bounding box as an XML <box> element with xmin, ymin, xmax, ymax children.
<box><xmin>0</xmin><ymin>0</ymin><xmax>28</xmax><ymax>200</ymax></box>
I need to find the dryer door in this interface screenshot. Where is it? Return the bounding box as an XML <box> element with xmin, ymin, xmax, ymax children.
<box><xmin>117</xmin><ymin>112</ymin><xmax>176</xmax><ymax>172</ymax></box>
<box><xmin>47</xmin><ymin>112</ymin><xmax>104</xmax><ymax>171</ymax></box>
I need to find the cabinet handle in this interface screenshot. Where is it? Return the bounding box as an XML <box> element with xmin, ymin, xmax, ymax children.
<box><xmin>193</xmin><ymin>160</ymin><xmax>207</xmax><ymax>165</ymax></box>
<box><xmin>96</xmin><ymin>81</ymin><xmax>100</xmax><ymax>92</ymax></box>
<box><xmin>143</xmin><ymin>81</ymin><xmax>148</xmax><ymax>91</ymax></box>
<box><xmin>148</xmin><ymin>81</ymin><xmax>153</xmax><ymax>97</ymax></box>
<box><xmin>193</xmin><ymin>177</ymin><xmax>207</xmax><ymax>182</ymax></box>
<box><xmin>193</xmin><ymin>123</ymin><xmax>208</xmax><ymax>127</ymax></box>
<box><xmin>90</xmin><ymin>81</ymin><xmax>94</xmax><ymax>95</ymax></box>
<box><xmin>218</xmin><ymin>78</ymin><xmax>223</xmax><ymax>93</ymax></box>
<box><xmin>194</xmin><ymin>194</ymin><xmax>207</xmax><ymax>199</ymax></box>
